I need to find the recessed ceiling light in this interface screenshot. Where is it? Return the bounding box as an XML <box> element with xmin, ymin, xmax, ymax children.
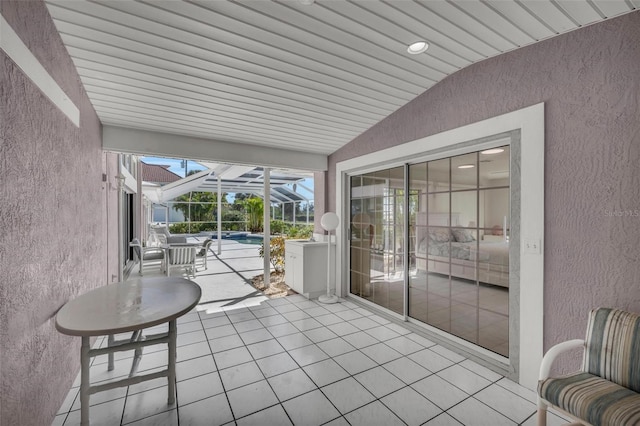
<box><xmin>481</xmin><ymin>148</ymin><xmax>505</xmax><ymax>155</ymax></box>
<box><xmin>458</xmin><ymin>164</ymin><xmax>475</xmax><ymax>169</ymax></box>
<box><xmin>407</xmin><ymin>41</ymin><xmax>429</xmax><ymax>55</ymax></box>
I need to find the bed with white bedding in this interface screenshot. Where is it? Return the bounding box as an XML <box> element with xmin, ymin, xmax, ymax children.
<box><xmin>415</xmin><ymin>229</ymin><xmax>510</xmax><ymax>288</ymax></box>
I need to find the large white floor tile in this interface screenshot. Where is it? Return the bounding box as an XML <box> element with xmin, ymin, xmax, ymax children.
<box><xmin>315</xmin><ymin>313</ymin><xmax>345</xmax><ymax>326</ymax></box>
<box><xmin>411</xmin><ymin>375</ymin><xmax>469</xmax><ymax>410</ymax></box>
<box><xmin>232</xmin><ymin>319</ymin><xmax>263</xmax><ymax>333</ymax></box>
<box><xmin>350</xmin><ymin>316</ymin><xmax>380</xmax><ymax>330</ymax></box>
<box><xmin>124</xmin><ymin>409</ymin><xmax>177</xmax><ymax>425</ymax></box>
<box><xmin>288</xmin><ymin>344</ymin><xmax>329</xmax><ymax>366</ymax></box>
<box><xmin>316</xmin><ymin>338</ymin><xmax>356</xmax><ymax>357</ymax></box>
<box><xmin>282</xmin><ymin>389</ymin><xmax>341</xmax><ymax>426</ymax></box>
<box><xmin>291</xmin><ymin>317</ymin><xmax>323</xmax><ymax>331</ymax></box>
<box><xmin>258</xmin><ymin>314</ymin><xmax>289</xmax><ymax>327</ymax></box>
<box><xmin>408</xmin><ymin>348</ymin><xmax>455</xmax><ymax>372</ymax></box>
<box><xmin>474</xmin><ymin>383</ymin><xmax>537</xmax><ymax>424</ymax></box>
<box><xmin>239</xmin><ymin>328</ymin><xmax>273</xmax><ymax>345</ymax></box>
<box><xmin>448</xmin><ymin>397</ymin><xmax>516</xmax><ymax>425</ymax></box>
<box><xmin>267</xmin><ymin>368</ymin><xmax>317</xmax><ymax>402</ymax></box>
<box><xmin>70</xmin><ymin>386</ymin><xmax>127</xmax><ymax>411</ymax></box>
<box><xmin>276</xmin><ymin>332</ymin><xmax>313</xmax><ymax>350</ymax></box>
<box><xmin>246</xmin><ymin>338</ymin><xmax>285</xmax><ymax>359</ymax></box>
<box><xmin>178</xmin><ymin>394</ymin><xmax>233</xmax><ymax>426</ymax></box>
<box><xmin>255</xmin><ymin>352</ymin><xmax>298</xmax><ymax>378</ymax></box>
<box><xmin>213</xmin><ymin>346</ymin><xmax>253</xmax><ymax>370</ymax></box>
<box><xmin>64</xmin><ymin>397</ymin><xmax>126</xmax><ymax>426</ymax></box>
<box><xmin>208</xmin><ymin>334</ymin><xmax>245</xmax><ymax>354</ymax></box>
<box><xmin>344</xmin><ymin>401</ymin><xmax>405</xmax><ymax>426</ymax></box>
<box><xmin>303</xmin><ymin>326</ymin><xmax>339</xmax><ymax>343</ymax></box>
<box><xmin>382</xmin><ymin>356</ymin><xmax>432</xmax><ymax>384</ymax></box>
<box><xmin>326</xmin><ymin>322</ymin><xmax>360</xmax><ymax>336</ymax></box>
<box><xmin>360</xmin><ymin>342</ymin><xmax>403</xmax><ymax>364</ymax></box>
<box><xmin>176</xmin><ymin>372</ymin><xmax>224</xmax><ymax>406</ymax></box>
<box><xmin>383</xmin><ymin>335</ymin><xmax>425</xmax><ymax>355</ymax></box>
<box><xmin>333</xmin><ymin>350</ymin><xmax>377</xmax><ymax>375</ymax></box>
<box><xmin>201</xmin><ymin>315</ymin><xmax>231</xmax><ymax>329</ymax></box>
<box><xmin>342</xmin><ymin>331</ymin><xmax>379</xmax><ymax>349</ymax></box>
<box><xmin>354</xmin><ymin>366</ymin><xmax>405</xmax><ymax>398</ymax></box>
<box><xmin>381</xmin><ymin>386</ymin><xmax>442</xmax><ymax>426</ymax></box>
<box><xmin>236</xmin><ymin>404</ymin><xmax>292</xmax><ymax>426</ymax></box>
<box><xmin>122</xmin><ymin>386</ymin><xmax>175</xmax><ymax>424</ymax></box>
<box><xmin>423</xmin><ymin>412</ymin><xmax>463</xmax><ymax>425</ymax></box>
<box><xmin>175</xmin><ymin>354</ymin><xmax>216</xmax><ymax>382</ymax></box>
<box><xmin>226</xmin><ymin>380</ymin><xmax>279</xmax><ymax>419</ymax></box>
<box><xmin>219</xmin><ymin>361</ymin><xmax>265</xmax><ymax>391</ymax></box>
<box><xmin>303</xmin><ymin>359</ymin><xmax>350</xmax><ymax>387</ymax></box>
<box><xmin>437</xmin><ymin>364</ymin><xmax>492</xmax><ymax>394</ymax></box>
<box><xmin>176</xmin><ymin>342</ymin><xmax>212</xmax><ymax>362</ymax></box>
<box><xmin>322</xmin><ymin>377</ymin><xmax>376</xmax><ymax>414</ymax></box>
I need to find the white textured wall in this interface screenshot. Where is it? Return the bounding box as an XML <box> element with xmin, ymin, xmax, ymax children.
<box><xmin>0</xmin><ymin>1</ymin><xmax>118</xmax><ymax>424</ymax></box>
<box><xmin>328</xmin><ymin>12</ymin><xmax>640</xmax><ymax>372</ymax></box>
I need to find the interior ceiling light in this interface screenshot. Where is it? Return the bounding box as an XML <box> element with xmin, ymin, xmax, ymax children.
<box><xmin>407</xmin><ymin>41</ymin><xmax>429</xmax><ymax>54</ymax></box>
<box><xmin>458</xmin><ymin>164</ymin><xmax>475</xmax><ymax>169</ymax></box>
<box><xmin>481</xmin><ymin>148</ymin><xmax>505</xmax><ymax>155</ymax></box>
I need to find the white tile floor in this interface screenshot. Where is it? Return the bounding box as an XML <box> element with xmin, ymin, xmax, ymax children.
<box><xmin>53</xmin><ymin>239</ymin><xmax>569</xmax><ymax>426</ymax></box>
<box><xmin>53</xmin><ymin>295</ymin><xmax>574</xmax><ymax>426</ymax></box>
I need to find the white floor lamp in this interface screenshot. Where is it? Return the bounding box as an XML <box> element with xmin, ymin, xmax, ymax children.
<box><xmin>318</xmin><ymin>212</ymin><xmax>339</xmax><ymax>304</ymax></box>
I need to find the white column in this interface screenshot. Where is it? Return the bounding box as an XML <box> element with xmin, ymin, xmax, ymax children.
<box><xmin>293</xmin><ymin>202</ymin><xmax>296</xmax><ymax>226</ymax></box>
<box><xmin>217</xmin><ymin>177</ymin><xmax>222</xmax><ymax>255</ymax></box>
<box><xmin>263</xmin><ymin>168</ymin><xmax>271</xmax><ymax>287</ymax></box>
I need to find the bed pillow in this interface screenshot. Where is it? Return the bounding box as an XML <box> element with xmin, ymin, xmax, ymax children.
<box><xmin>428</xmin><ymin>229</ymin><xmax>452</xmax><ymax>242</ymax></box>
<box><xmin>452</xmin><ymin>229</ymin><xmax>475</xmax><ymax>243</ymax></box>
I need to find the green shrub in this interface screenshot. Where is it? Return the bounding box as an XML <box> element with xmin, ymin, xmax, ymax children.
<box><xmin>270</xmin><ymin>220</ymin><xmax>287</xmax><ymax>235</ymax></box>
<box><xmin>287</xmin><ymin>225</ymin><xmax>313</xmax><ymax>239</ymax></box>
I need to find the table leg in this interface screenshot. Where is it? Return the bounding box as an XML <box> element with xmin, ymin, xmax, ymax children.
<box><xmin>107</xmin><ymin>334</ymin><xmax>115</xmax><ymax>371</ymax></box>
<box><xmin>168</xmin><ymin>320</ymin><xmax>176</xmax><ymax>405</ymax></box>
<box><xmin>80</xmin><ymin>336</ymin><xmax>90</xmax><ymax>426</ymax></box>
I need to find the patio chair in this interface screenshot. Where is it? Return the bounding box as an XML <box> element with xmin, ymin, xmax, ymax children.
<box><xmin>150</xmin><ymin>224</ymin><xmax>186</xmax><ymax>244</ymax></box>
<box><xmin>129</xmin><ymin>238</ymin><xmax>165</xmax><ymax>275</ymax></box>
<box><xmin>166</xmin><ymin>245</ymin><xmax>196</xmax><ymax>278</ymax></box>
<box><xmin>196</xmin><ymin>238</ymin><xmax>214</xmax><ymax>271</ymax></box>
<box><xmin>537</xmin><ymin>307</ymin><xmax>640</xmax><ymax>426</ymax></box>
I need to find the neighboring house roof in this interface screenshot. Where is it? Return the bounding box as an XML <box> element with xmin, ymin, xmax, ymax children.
<box><xmin>141</xmin><ymin>162</ymin><xmax>182</xmax><ymax>185</ymax></box>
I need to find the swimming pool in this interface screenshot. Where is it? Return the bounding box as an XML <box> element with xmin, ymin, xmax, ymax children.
<box><xmin>212</xmin><ymin>232</ymin><xmax>264</xmax><ymax>245</ymax></box>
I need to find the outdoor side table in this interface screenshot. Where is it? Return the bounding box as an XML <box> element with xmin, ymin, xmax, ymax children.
<box><xmin>56</xmin><ymin>277</ymin><xmax>201</xmax><ymax>425</ymax></box>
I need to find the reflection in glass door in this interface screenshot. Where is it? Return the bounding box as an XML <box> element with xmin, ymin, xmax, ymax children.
<box><xmin>349</xmin><ymin>167</ymin><xmax>405</xmax><ymax>315</ymax></box>
<box><xmin>349</xmin><ymin>146</ymin><xmax>510</xmax><ymax>357</ymax></box>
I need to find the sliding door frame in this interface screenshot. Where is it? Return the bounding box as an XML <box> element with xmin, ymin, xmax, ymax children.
<box><xmin>335</xmin><ymin>103</ymin><xmax>544</xmax><ymax>389</ymax></box>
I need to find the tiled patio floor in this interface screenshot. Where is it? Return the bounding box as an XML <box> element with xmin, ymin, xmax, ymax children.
<box><xmin>53</xmin><ymin>239</ymin><xmax>568</xmax><ymax>426</ymax></box>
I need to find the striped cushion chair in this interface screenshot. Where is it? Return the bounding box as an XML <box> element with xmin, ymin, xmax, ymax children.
<box><xmin>537</xmin><ymin>308</ymin><xmax>640</xmax><ymax>426</ymax></box>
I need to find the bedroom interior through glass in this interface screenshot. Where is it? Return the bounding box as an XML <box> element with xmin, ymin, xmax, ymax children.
<box><xmin>348</xmin><ymin>144</ymin><xmax>510</xmax><ymax>357</ymax></box>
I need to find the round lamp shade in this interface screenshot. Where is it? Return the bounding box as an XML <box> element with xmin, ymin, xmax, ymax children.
<box><xmin>320</xmin><ymin>212</ymin><xmax>339</xmax><ymax>231</ymax></box>
<box><xmin>352</xmin><ymin>213</ymin><xmax>370</xmax><ymax>230</ymax></box>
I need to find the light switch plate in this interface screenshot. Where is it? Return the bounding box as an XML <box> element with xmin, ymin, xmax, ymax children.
<box><xmin>524</xmin><ymin>238</ymin><xmax>541</xmax><ymax>254</ymax></box>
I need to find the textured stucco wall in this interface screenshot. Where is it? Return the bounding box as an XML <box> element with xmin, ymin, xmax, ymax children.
<box><xmin>328</xmin><ymin>12</ymin><xmax>640</xmax><ymax>372</ymax></box>
<box><xmin>0</xmin><ymin>1</ymin><xmax>117</xmax><ymax>425</ymax></box>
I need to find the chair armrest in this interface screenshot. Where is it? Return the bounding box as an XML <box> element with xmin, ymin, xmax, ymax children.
<box><xmin>539</xmin><ymin>339</ymin><xmax>585</xmax><ymax>381</ymax></box>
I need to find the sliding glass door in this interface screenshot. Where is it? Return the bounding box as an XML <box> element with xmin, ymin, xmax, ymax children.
<box><xmin>348</xmin><ymin>145</ymin><xmax>510</xmax><ymax>357</ymax></box>
<box><xmin>349</xmin><ymin>167</ymin><xmax>405</xmax><ymax>315</ymax></box>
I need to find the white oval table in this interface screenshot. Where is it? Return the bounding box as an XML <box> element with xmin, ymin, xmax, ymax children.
<box><xmin>56</xmin><ymin>277</ymin><xmax>201</xmax><ymax>425</ymax></box>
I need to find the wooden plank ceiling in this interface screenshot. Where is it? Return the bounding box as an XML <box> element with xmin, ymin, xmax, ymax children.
<box><xmin>45</xmin><ymin>0</ymin><xmax>637</xmax><ymax>156</ymax></box>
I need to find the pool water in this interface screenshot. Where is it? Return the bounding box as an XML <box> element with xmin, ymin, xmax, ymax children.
<box><xmin>212</xmin><ymin>233</ymin><xmax>264</xmax><ymax>245</ymax></box>
<box><xmin>233</xmin><ymin>238</ymin><xmax>263</xmax><ymax>245</ymax></box>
